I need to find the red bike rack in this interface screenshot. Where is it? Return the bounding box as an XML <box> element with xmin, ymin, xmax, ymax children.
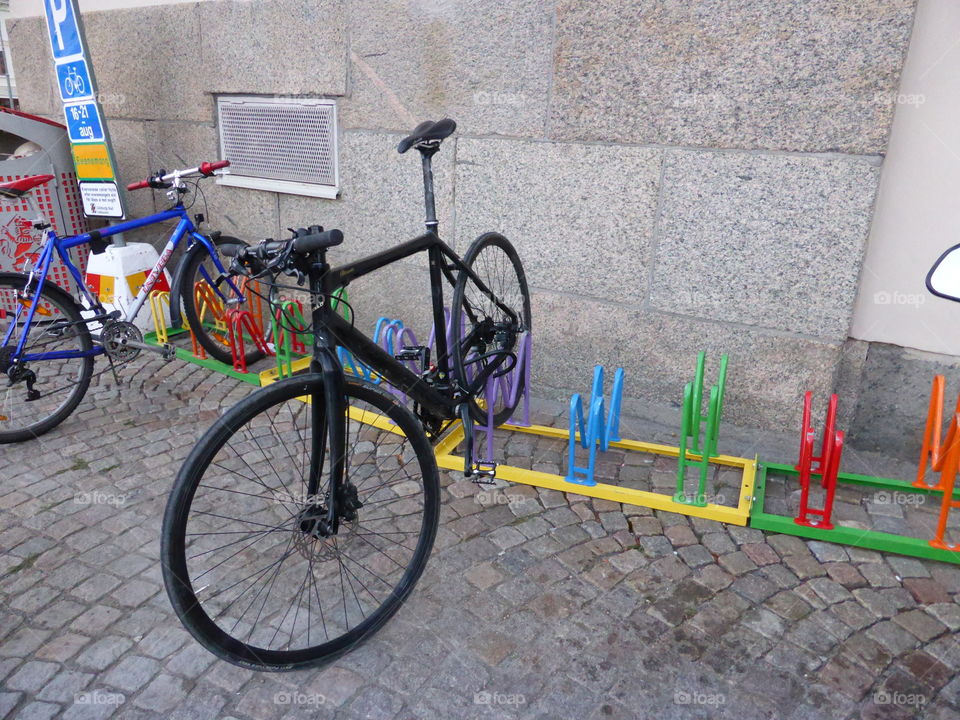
<box><xmin>227</xmin><ymin>308</ymin><xmax>272</xmax><ymax>373</ymax></box>
<box><xmin>794</xmin><ymin>391</ymin><xmax>844</xmax><ymax>530</ymax></box>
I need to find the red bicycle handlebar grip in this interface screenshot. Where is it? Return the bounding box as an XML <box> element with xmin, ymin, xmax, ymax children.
<box><xmin>199</xmin><ymin>160</ymin><xmax>230</xmax><ymax>176</ymax></box>
<box><xmin>127</xmin><ymin>179</ymin><xmax>150</xmax><ymax>190</ymax></box>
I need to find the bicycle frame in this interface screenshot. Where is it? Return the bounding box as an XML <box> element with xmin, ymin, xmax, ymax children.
<box><xmin>3</xmin><ymin>204</ymin><xmax>238</xmax><ymax>363</ymax></box>
<box><xmin>303</xmin><ymin>227</ymin><xmax>517</xmax><ymax>528</ymax></box>
<box><xmin>308</xmin><ymin>230</ymin><xmax>518</xmax><ymax>425</ymax></box>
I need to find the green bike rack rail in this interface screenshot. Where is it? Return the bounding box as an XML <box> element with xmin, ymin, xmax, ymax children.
<box><xmin>675</xmin><ymin>351</ymin><xmax>728</xmax><ymax>507</ymax></box>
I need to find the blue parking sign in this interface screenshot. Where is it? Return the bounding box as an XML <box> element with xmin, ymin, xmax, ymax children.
<box><xmin>56</xmin><ymin>59</ymin><xmax>92</xmax><ymax>101</ymax></box>
<box><xmin>64</xmin><ymin>101</ymin><xmax>104</xmax><ymax>143</ymax></box>
<box><xmin>44</xmin><ymin>0</ymin><xmax>83</xmax><ymax>60</ymax></box>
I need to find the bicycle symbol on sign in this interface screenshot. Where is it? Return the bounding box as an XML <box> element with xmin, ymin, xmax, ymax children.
<box><xmin>62</xmin><ymin>66</ymin><xmax>85</xmax><ymax>98</ymax></box>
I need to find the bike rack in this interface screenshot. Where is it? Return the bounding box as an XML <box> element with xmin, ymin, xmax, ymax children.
<box><xmin>794</xmin><ymin>391</ymin><xmax>843</xmax><ymax>530</ymax></box>
<box><xmin>749</xmin><ymin>373</ymin><xmax>960</xmax><ymax>565</ymax></box>
<box><xmin>271</xmin><ymin>299</ymin><xmax>309</xmax><ymax>380</ymax></box>
<box><xmin>262</xmin><ymin>288</ymin><xmax>355</xmax><ymax>384</ymax></box>
<box><xmin>913</xmin><ymin>375</ymin><xmax>960</xmax><ymax>492</ymax></box>
<box><xmin>469</xmin><ymin>333</ymin><xmax>533</xmax><ymax>465</ymax></box>
<box><xmin>563</xmin><ymin>365</ymin><xmax>623</xmax><ymax>487</ymax></box>
<box><xmin>431</xmin><ymin>348</ymin><xmax>755</xmax><ymax>527</ymax></box>
<box><xmin>675</xmin><ymin>352</ymin><xmax>728</xmax><ymax>507</ymax></box>
<box><xmin>930</xmin><ymin>412</ymin><xmax>960</xmax><ymax>552</ymax></box>
<box><xmin>227</xmin><ymin>308</ymin><xmax>273</xmax><ymax>373</ymax></box>
<box><xmin>147</xmin><ymin>290</ymin><xmax>173</xmax><ymax>345</ymax></box>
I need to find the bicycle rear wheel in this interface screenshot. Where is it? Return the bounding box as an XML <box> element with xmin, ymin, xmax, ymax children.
<box><xmin>452</xmin><ymin>233</ymin><xmax>532</xmax><ymax>425</ymax></box>
<box><xmin>0</xmin><ymin>272</ymin><xmax>94</xmax><ymax>443</ymax></box>
<box><xmin>162</xmin><ymin>374</ymin><xmax>440</xmax><ymax>670</ymax></box>
<box><xmin>180</xmin><ymin>236</ymin><xmax>265</xmax><ymax>366</ymax></box>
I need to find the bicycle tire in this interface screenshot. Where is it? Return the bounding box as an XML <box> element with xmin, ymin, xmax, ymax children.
<box><xmin>451</xmin><ymin>233</ymin><xmax>532</xmax><ymax>425</ymax></box>
<box><xmin>179</xmin><ymin>236</ymin><xmax>265</xmax><ymax>366</ymax></box>
<box><xmin>162</xmin><ymin>374</ymin><xmax>440</xmax><ymax>670</ymax></box>
<box><xmin>0</xmin><ymin>272</ymin><xmax>94</xmax><ymax>443</ymax></box>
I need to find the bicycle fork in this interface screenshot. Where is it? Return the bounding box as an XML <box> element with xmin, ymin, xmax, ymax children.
<box><xmin>302</xmin><ymin>254</ymin><xmax>360</xmax><ymax>538</ymax></box>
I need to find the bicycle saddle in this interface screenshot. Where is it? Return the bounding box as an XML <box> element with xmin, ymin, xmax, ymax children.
<box><xmin>397</xmin><ymin>118</ymin><xmax>457</xmax><ymax>154</ymax></box>
<box><xmin>0</xmin><ymin>174</ymin><xmax>54</xmax><ymax>198</ymax></box>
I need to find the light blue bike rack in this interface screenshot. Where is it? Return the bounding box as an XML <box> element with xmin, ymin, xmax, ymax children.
<box><xmin>565</xmin><ymin>365</ymin><xmax>624</xmax><ymax>486</ymax></box>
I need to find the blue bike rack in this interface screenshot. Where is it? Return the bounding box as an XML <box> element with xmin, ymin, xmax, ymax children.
<box><xmin>566</xmin><ymin>365</ymin><xmax>624</xmax><ymax>486</ymax></box>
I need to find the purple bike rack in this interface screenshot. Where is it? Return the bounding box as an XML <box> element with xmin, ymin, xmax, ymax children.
<box><xmin>471</xmin><ymin>332</ymin><xmax>533</xmax><ymax>464</ymax></box>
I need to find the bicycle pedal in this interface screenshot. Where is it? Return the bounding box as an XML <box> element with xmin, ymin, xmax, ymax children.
<box><xmin>467</xmin><ymin>462</ymin><xmax>498</xmax><ymax>484</ymax></box>
<box><xmin>161</xmin><ymin>344</ymin><xmax>177</xmax><ymax>361</ymax></box>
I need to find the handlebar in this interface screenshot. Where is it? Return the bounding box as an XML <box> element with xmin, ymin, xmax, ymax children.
<box><xmin>225</xmin><ymin>226</ymin><xmax>344</xmax><ymax>276</ymax></box>
<box><xmin>126</xmin><ymin>160</ymin><xmax>231</xmax><ymax>191</ymax></box>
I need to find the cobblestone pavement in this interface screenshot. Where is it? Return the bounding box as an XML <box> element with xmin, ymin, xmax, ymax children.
<box><xmin>2</xmin><ymin>355</ymin><xmax>960</xmax><ymax>720</ymax></box>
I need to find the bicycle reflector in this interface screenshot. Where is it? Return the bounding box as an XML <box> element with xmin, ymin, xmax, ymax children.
<box><xmin>18</xmin><ymin>299</ymin><xmax>51</xmax><ymax>316</ymax></box>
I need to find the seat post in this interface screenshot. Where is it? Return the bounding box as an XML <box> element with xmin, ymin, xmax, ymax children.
<box><xmin>419</xmin><ymin>144</ymin><xmax>440</xmax><ymax>234</ymax></box>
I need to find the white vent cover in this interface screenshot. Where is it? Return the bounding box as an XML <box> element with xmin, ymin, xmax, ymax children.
<box><xmin>216</xmin><ymin>96</ymin><xmax>339</xmax><ymax>199</ymax></box>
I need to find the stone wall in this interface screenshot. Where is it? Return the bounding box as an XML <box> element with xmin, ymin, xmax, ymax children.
<box><xmin>7</xmin><ymin>0</ymin><xmax>919</xmax><ymax>433</ymax></box>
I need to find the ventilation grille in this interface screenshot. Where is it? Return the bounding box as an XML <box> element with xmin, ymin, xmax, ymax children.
<box><xmin>217</xmin><ymin>97</ymin><xmax>338</xmax><ymax>188</ymax></box>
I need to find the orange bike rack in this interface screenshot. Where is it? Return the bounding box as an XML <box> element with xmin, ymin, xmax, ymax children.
<box><xmin>191</xmin><ymin>282</ymin><xmax>232</xmax><ymax>360</ymax></box>
<box><xmin>794</xmin><ymin>391</ymin><xmax>843</xmax><ymax>530</ymax></box>
<box><xmin>914</xmin><ymin>375</ymin><xmax>960</xmax><ymax>492</ymax></box>
<box><xmin>930</xmin><ymin>412</ymin><xmax>960</xmax><ymax>552</ymax></box>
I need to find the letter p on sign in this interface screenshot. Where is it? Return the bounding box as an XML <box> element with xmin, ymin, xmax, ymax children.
<box><xmin>44</xmin><ymin>0</ymin><xmax>82</xmax><ymax>59</ymax></box>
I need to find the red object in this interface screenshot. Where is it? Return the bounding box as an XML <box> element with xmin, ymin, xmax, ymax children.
<box><xmin>0</xmin><ymin>175</ymin><xmax>55</xmax><ymax>199</ymax></box>
<box><xmin>275</xmin><ymin>299</ymin><xmax>307</xmax><ymax>356</ymax></box>
<box><xmin>0</xmin><ymin>107</ymin><xmax>65</xmax><ymax>128</ymax></box>
<box><xmin>794</xmin><ymin>391</ymin><xmax>843</xmax><ymax>530</ymax></box>
<box><xmin>199</xmin><ymin>160</ymin><xmax>230</xmax><ymax>176</ymax></box>
<box><xmin>126</xmin><ymin>179</ymin><xmax>150</xmax><ymax>191</ymax></box>
<box><xmin>227</xmin><ymin>308</ymin><xmax>271</xmax><ymax>373</ymax></box>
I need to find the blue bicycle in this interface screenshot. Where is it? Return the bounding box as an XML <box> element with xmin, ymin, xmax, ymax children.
<box><xmin>0</xmin><ymin>160</ymin><xmax>262</xmax><ymax>443</ymax></box>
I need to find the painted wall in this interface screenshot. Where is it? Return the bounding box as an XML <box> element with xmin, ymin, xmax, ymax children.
<box><xmin>850</xmin><ymin>0</ymin><xmax>960</xmax><ymax>357</ymax></box>
<box><xmin>5</xmin><ymin>0</ymin><xmax>921</xmax><ymax>434</ymax></box>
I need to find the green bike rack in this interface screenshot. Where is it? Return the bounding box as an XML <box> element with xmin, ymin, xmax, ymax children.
<box><xmin>675</xmin><ymin>351</ymin><xmax>728</xmax><ymax>507</ymax></box>
<box><xmin>270</xmin><ymin>288</ymin><xmax>351</xmax><ymax>380</ymax></box>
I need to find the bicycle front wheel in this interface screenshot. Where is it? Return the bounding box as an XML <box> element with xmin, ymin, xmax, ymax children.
<box><xmin>0</xmin><ymin>273</ymin><xmax>94</xmax><ymax>443</ymax></box>
<box><xmin>162</xmin><ymin>374</ymin><xmax>440</xmax><ymax>670</ymax></box>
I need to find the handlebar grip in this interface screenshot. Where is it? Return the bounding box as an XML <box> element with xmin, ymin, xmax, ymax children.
<box><xmin>219</xmin><ymin>242</ymin><xmax>245</xmax><ymax>257</ymax></box>
<box><xmin>292</xmin><ymin>229</ymin><xmax>344</xmax><ymax>254</ymax></box>
<box><xmin>199</xmin><ymin>160</ymin><xmax>230</xmax><ymax>176</ymax></box>
<box><xmin>127</xmin><ymin>179</ymin><xmax>150</xmax><ymax>191</ymax></box>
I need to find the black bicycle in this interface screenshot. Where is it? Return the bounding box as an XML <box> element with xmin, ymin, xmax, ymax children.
<box><xmin>161</xmin><ymin>119</ymin><xmax>532</xmax><ymax>670</ymax></box>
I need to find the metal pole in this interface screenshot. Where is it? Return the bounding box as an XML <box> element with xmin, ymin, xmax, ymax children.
<box><xmin>0</xmin><ymin>20</ymin><xmax>14</xmax><ymax>109</ymax></box>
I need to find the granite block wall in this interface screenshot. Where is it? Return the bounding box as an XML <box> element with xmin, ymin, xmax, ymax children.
<box><xmin>7</xmin><ymin>0</ymin><xmax>920</xmax><ymax>433</ymax></box>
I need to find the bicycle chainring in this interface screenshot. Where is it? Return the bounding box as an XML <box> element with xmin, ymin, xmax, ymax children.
<box><xmin>101</xmin><ymin>321</ymin><xmax>143</xmax><ymax>362</ymax></box>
